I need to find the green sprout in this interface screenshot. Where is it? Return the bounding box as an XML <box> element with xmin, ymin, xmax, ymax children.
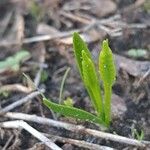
<box><xmin>131</xmin><ymin>128</ymin><xmax>144</xmax><ymax>141</ymax></box>
<box><xmin>99</xmin><ymin>39</ymin><xmax>116</xmax><ymax>125</ymax></box>
<box><xmin>43</xmin><ymin>32</ymin><xmax>116</xmax><ymax>127</ymax></box>
<box><xmin>63</xmin><ymin>97</ymin><xmax>74</xmax><ymax>107</ymax></box>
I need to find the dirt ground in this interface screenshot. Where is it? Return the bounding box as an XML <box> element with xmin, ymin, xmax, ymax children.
<box><xmin>0</xmin><ymin>0</ymin><xmax>150</xmax><ymax>149</ymax></box>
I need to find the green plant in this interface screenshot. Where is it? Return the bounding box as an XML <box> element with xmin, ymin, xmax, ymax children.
<box><xmin>131</xmin><ymin>128</ymin><xmax>144</xmax><ymax>141</ymax></box>
<box><xmin>63</xmin><ymin>97</ymin><xmax>74</xmax><ymax>107</ymax></box>
<box><xmin>40</xmin><ymin>70</ymin><xmax>49</xmax><ymax>83</ymax></box>
<box><xmin>43</xmin><ymin>33</ymin><xmax>116</xmax><ymax>127</ymax></box>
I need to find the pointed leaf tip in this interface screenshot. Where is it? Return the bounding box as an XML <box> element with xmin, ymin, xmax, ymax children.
<box><xmin>73</xmin><ymin>32</ymin><xmax>78</xmax><ymax>41</ymax></box>
<box><xmin>99</xmin><ymin>39</ymin><xmax>116</xmax><ymax>86</ymax></box>
<box><xmin>73</xmin><ymin>32</ymin><xmax>79</xmax><ymax>37</ymax></box>
<box><xmin>102</xmin><ymin>39</ymin><xmax>110</xmax><ymax>53</ymax></box>
<box><xmin>73</xmin><ymin>32</ymin><xmax>92</xmax><ymax>78</ymax></box>
<box><xmin>73</xmin><ymin>32</ymin><xmax>82</xmax><ymax>44</ymax></box>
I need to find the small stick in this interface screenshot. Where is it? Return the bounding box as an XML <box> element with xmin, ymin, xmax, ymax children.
<box><xmin>0</xmin><ymin>84</ymin><xmax>32</xmax><ymax>94</ymax></box>
<box><xmin>23</xmin><ymin>29</ymin><xmax>80</xmax><ymax>44</ymax></box>
<box><xmin>45</xmin><ymin>133</ymin><xmax>115</xmax><ymax>150</ymax></box>
<box><xmin>34</xmin><ymin>65</ymin><xmax>44</xmax><ymax>88</ymax></box>
<box><xmin>4</xmin><ymin>112</ymin><xmax>149</xmax><ymax>148</ymax></box>
<box><xmin>22</xmin><ymin>15</ymin><xmax>120</xmax><ymax>44</ymax></box>
<box><xmin>22</xmin><ymin>23</ymin><xmax>147</xmax><ymax>44</ymax></box>
<box><xmin>2</xmin><ymin>135</ymin><xmax>14</xmax><ymax>150</ymax></box>
<box><xmin>0</xmin><ymin>14</ymin><xmax>147</xmax><ymax>46</ymax></box>
<box><xmin>0</xmin><ymin>90</ymin><xmax>44</xmax><ymax>114</ymax></box>
<box><xmin>0</xmin><ymin>120</ymin><xmax>62</xmax><ymax>150</ymax></box>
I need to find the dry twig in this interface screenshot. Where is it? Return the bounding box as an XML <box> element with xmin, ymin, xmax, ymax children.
<box><xmin>2</xmin><ymin>135</ymin><xmax>14</xmax><ymax>150</ymax></box>
<box><xmin>0</xmin><ymin>120</ymin><xmax>62</xmax><ymax>150</ymax></box>
<box><xmin>3</xmin><ymin>112</ymin><xmax>150</xmax><ymax>148</ymax></box>
<box><xmin>0</xmin><ymin>14</ymin><xmax>147</xmax><ymax>46</ymax></box>
<box><xmin>22</xmin><ymin>18</ymin><xmax>147</xmax><ymax>44</ymax></box>
<box><xmin>33</xmin><ymin>63</ymin><xmax>48</xmax><ymax>89</ymax></box>
<box><xmin>0</xmin><ymin>84</ymin><xmax>32</xmax><ymax>94</ymax></box>
<box><xmin>0</xmin><ymin>90</ymin><xmax>44</xmax><ymax>114</ymax></box>
<box><xmin>45</xmin><ymin>133</ymin><xmax>115</xmax><ymax>150</ymax></box>
<box><xmin>23</xmin><ymin>29</ymin><xmax>81</xmax><ymax>44</ymax></box>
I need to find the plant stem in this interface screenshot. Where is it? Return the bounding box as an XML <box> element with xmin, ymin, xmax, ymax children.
<box><xmin>104</xmin><ymin>85</ymin><xmax>112</xmax><ymax>126</ymax></box>
<box><xmin>93</xmin><ymin>89</ymin><xmax>104</xmax><ymax>121</ymax></box>
<box><xmin>59</xmin><ymin>67</ymin><xmax>71</xmax><ymax>104</ymax></box>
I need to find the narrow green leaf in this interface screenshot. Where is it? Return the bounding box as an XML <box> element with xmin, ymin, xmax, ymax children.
<box><xmin>99</xmin><ymin>39</ymin><xmax>116</xmax><ymax>86</ymax></box>
<box><xmin>59</xmin><ymin>67</ymin><xmax>71</xmax><ymax>104</ymax></box>
<box><xmin>43</xmin><ymin>98</ymin><xmax>103</xmax><ymax>125</ymax></box>
<box><xmin>82</xmin><ymin>51</ymin><xmax>104</xmax><ymax>118</ymax></box>
<box><xmin>73</xmin><ymin>32</ymin><xmax>92</xmax><ymax>78</ymax></box>
<box><xmin>103</xmin><ymin>85</ymin><xmax>112</xmax><ymax>126</ymax></box>
<box><xmin>99</xmin><ymin>39</ymin><xmax>116</xmax><ymax>126</ymax></box>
